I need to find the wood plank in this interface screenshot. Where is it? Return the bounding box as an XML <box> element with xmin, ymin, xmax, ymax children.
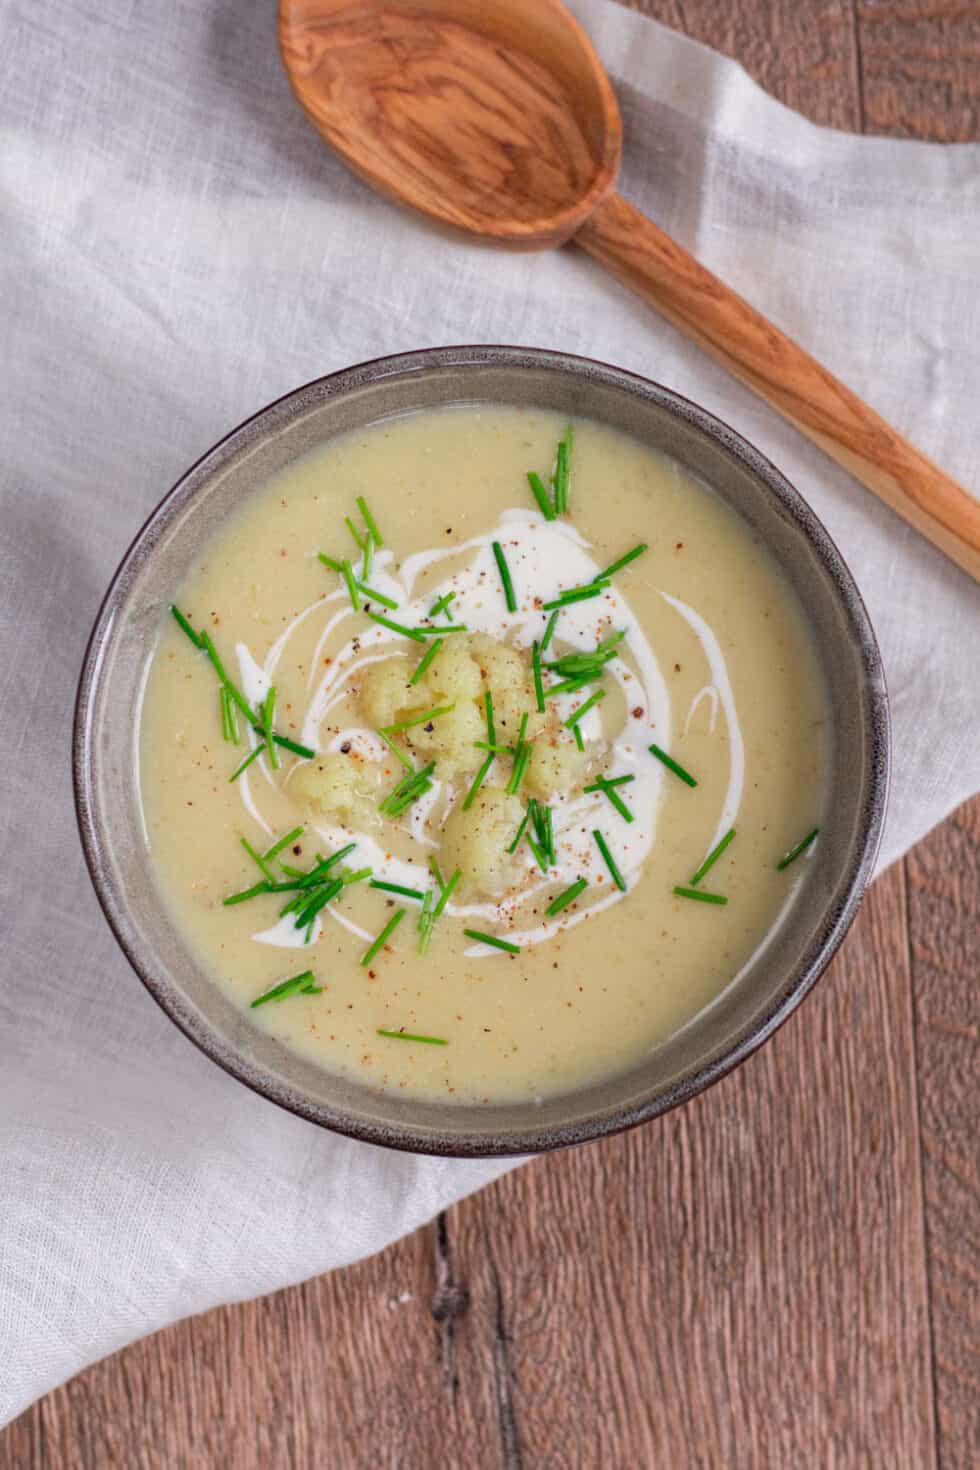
<box><xmin>444</xmin><ymin>864</ymin><xmax>936</xmax><ymax>1466</ymax></box>
<box><xmin>854</xmin><ymin>1</ymin><xmax>980</xmax><ymax>141</ymax></box>
<box><xmin>907</xmin><ymin>797</ymin><xmax>980</xmax><ymax>1470</ymax></box>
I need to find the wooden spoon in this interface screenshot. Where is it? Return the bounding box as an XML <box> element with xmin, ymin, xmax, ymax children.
<box><xmin>279</xmin><ymin>0</ymin><xmax>980</xmax><ymax>580</ymax></box>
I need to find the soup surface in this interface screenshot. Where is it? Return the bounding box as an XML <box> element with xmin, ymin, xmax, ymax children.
<box><xmin>140</xmin><ymin>406</ymin><xmax>829</xmax><ymax>1104</ymax></box>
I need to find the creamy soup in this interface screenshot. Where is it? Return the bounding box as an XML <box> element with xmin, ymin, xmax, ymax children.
<box><xmin>140</xmin><ymin>407</ymin><xmax>829</xmax><ymax>1105</ymax></box>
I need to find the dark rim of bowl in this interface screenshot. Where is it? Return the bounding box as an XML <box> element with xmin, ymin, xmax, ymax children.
<box><xmin>73</xmin><ymin>345</ymin><xmax>890</xmax><ymax>1156</ymax></box>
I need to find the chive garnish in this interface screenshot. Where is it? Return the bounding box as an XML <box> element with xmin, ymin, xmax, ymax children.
<box><xmin>592</xmin><ymin>829</ymin><xmax>627</xmax><ymax>892</ymax></box>
<box><xmin>417</xmin><ymin>889</ymin><xmax>434</xmax><ymax>954</ymax></box>
<box><xmin>241</xmin><ymin>836</ymin><xmax>275</xmax><ymax>882</ymax></box>
<box><xmin>410</xmin><ymin>638</ymin><xmax>443</xmax><ymax>686</ymax></box>
<box><xmin>317</xmin><ymin>552</ymin><xmax>343</xmax><ymax>573</ymax></box>
<box><xmin>552</xmin><ymin>424</ymin><xmax>572</xmax><ymax>514</ymax></box>
<box><xmin>546</xmin><ymin>877</ymin><xmax>588</xmax><ymax>916</ymax></box>
<box><xmin>572</xmin><ymin>724</ymin><xmax>584</xmax><ymax>752</ymax></box>
<box><xmin>379</xmin><ymin>761</ymin><xmax>436</xmax><ymax>817</ymax></box>
<box><xmin>428</xmin><ymin>590</ymin><xmax>456</xmax><ymax>619</ymax></box>
<box><xmin>484</xmin><ymin>690</ymin><xmax>495</xmax><ymax>746</ymax></box>
<box><xmin>382</xmin><ymin>703</ymin><xmax>456</xmax><ymax>733</ymax></box>
<box><xmin>250</xmin><ymin>970</ymin><xmax>319</xmax><ymax>1008</ymax></box>
<box><xmin>491</xmin><ymin>541</ymin><xmax>517</xmax><ymax>612</ymax></box>
<box><xmin>532</xmin><ymin>640</ymin><xmax>545</xmax><ymax>712</ymax></box>
<box><xmin>432</xmin><ymin>867</ymin><xmax>461</xmax><ymax>919</ymax></box>
<box><xmin>377</xmin><ymin>728</ymin><xmax>415</xmax><ymax>773</ymax></box>
<box><xmin>584</xmin><ymin>775</ymin><xmax>634</xmax><ymax>823</ymax></box>
<box><xmin>648</xmin><ymin>743</ymin><xmax>697</xmax><ymax>787</ymax></box>
<box><xmin>776</xmin><ymin>826</ymin><xmax>820</xmax><ymax>871</ymax></box>
<box><xmin>345</xmin><ymin>515</ymin><xmax>366</xmax><ymax>552</ymax></box>
<box><xmin>223</xmin><ymin>880</ymin><xmax>271</xmax><ymax>907</ymax></box>
<box><xmin>463</xmin><ymin>929</ymin><xmax>521</xmax><ymax>954</ymax></box>
<box><xmin>429</xmin><ymin>856</ymin><xmax>445</xmax><ymax>890</ymax></box>
<box><xmin>540</xmin><ymin>609</ymin><xmax>559</xmax><ymax>652</ymax></box>
<box><xmin>370</xmin><ymin>879</ymin><xmax>426</xmax><ymax>901</ymax></box>
<box><xmin>261</xmin><ymin>686</ymin><xmax>279</xmax><ymax>770</ymax></box>
<box><xmin>597</xmin><ymin>543</ymin><xmax>648</xmax><ymax>580</ymax></box>
<box><xmin>356</xmin><ymin>495</ymin><xmax>383</xmax><ymax>549</ymax></box>
<box><xmin>474</xmin><ymin>741</ymin><xmax>517</xmax><ymax>757</ymax></box>
<box><xmin>340</xmin><ymin>558</ymin><xmax>360</xmax><ymax>613</ymax></box>
<box><xmin>543</xmin><ymin>675</ymin><xmax>594</xmax><ymax>700</ymax></box>
<box><xmin>294</xmin><ymin>878</ymin><xmax>344</xmax><ymax>931</ymax></box>
<box><xmin>359</xmin><ymin>583</ymin><xmax>399</xmax><ymax>611</ymax></box>
<box><xmin>367</xmin><ymin>612</ymin><xmax>426</xmax><ymax>643</ymax></box>
<box><xmin>220</xmin><ymin>686</ymin><xmax>239</xmax><ymax>743</ymax></box>
<box><xmin>690</xmin><ymin>828</ymin><xmax>736</xmax><ymax>886</ymax></box>
<box><xmin>505</xmin><ymin>713</ymin><xmax>531</xmax><ymax>796</ymax></box>
<box><xmin>360</xmin><ymin>907</ymin><xmax>406</xmax><ymax>966</ymax></box>
<box><xmin>506</xmin><ymin>807</ymin><xmax>531</xmax><ymax>854</ymax></box>
<box><xmin>462</xmin><ymin>754</ymin><xmax>494</xmax><ymax>811</ymax></box>
<box><xmin>376</xmin><ymin>1029</ymin><xmax>447</xmax><ymax>1046</ymax></box>
<box><xmin>262</xmin><ymin>730</ymin><xmax>316</xmax><ymax>760</ymax></box>
<box><xmin>529</xmin><ymin>799</ymin><xmax>555</xmax><ymax>868</ymax></box>
<box><xmin>199</xmin><ymin>633</ymin><xmax>256</xmax><ymax>728</ymax></box>
<box><xmin>673</xmin><ymin>886</ymin><xmax>728</xmax><ymax>905</ymax></box>
<box><xmin>414</xmin><ymin>624</ymin><xmax>468</xmax><ymax>636</ymax></box>
<box><xmin>362</xmin><ymin>530</ymin><xmax>374</xmax><ymax>582</ymax></box>
<box><xmin>526</xmin><ymin>832</ymin><xmax>549</xmax><ymax>873</ymax></box>
<box><xmin>564</xmin><ymin>689</ymin><xmax>606</xmax><ymax>728</ymax></box>
<box><xmin>342</xmin><ymin>867</ymin><xmax>373</xmax><ymax>885</ymax></box>
<box><xmin>264</xmin><ymin>826</ymin><xmax>305</xmax><ymax>862</ymax></box>
<box><xmin>545</xmin><ymin>630</ymin><xmax>625</xmax><ymax>682</ymax></box>
<box><xmin>527</xmin><ymin>470</ymin><xmax>556</xmax><ymax>521</ymax></box>
<box><xmin>541</xmin><ymin>580</ymin><xmax>610</xmax><ymax>612</ymax></box>
<box><xmin>229</xmin><ymin>744</ymin><xmax>263</xmax><ymax>783</ymax></box>
<box><xmin>170</xmin><ymin>604</ymin><xmax>205</xmax><ymax>649</ymax></box>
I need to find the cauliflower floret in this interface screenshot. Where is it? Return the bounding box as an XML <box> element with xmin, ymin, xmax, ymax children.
<box><xmin>358</xmin><ymin>658</ymin><xmax>415</xmax><ymax>728</ymax></box>
<box><xmin>290</xmin><ymin>752</ymin><xmax>382</xmax><ymax>832</ymax></box>
<box><xmin>441</xmin><ymin>786</ymin><xmax>525</xmax><ymax>898</ymax></box>
<box><xmin>525</xmin><ymin>735</ymin><xmax>590</xmax><ymax>800</ymax></box>
<box><xmin>414</xmin><ymin>638</ymin><xmax>482</xmax><ymax>704</ymax></box>
<box><xmin>404</xmin><ymin>699</ymin><xmax>484</xmax><ymax>779</ymax></box>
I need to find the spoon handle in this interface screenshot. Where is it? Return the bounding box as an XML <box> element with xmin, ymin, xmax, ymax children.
<box><xmin>576</xmin><ymin>191</ymin><xmax>980</xmax><ymax>582</ymax></box>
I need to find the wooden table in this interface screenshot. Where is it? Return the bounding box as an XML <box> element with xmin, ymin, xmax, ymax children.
<box><xmin>5</xmin><ymin>3</ymin><xmax>978</xmax><ymax>1466</ymax></box>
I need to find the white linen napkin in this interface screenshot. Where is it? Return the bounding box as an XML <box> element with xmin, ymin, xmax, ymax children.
<box><xmin>1</xmin><ymin>0</ymin><xmax>978</xmax><ymax>1425</ymax></box>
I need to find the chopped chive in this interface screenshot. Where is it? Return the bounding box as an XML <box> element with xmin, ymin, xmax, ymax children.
<box><xmin>294</xmin><ymin>877</ymin><xmax>344</xmax><ymax>929</ymax></box>
<box><xmin>298</xmin><ymin>844</ymin><xmax>357</xmax><ymax>886</ymax></box>
<box><xmin>417</xmin><ymin>889</ymin><xmax>434</xmax><ymax>954</ymax></box>
<box><xmin>432</xmin><ymin>867</ymin><xmax>461</xmax><ymax>919</ymax></box>
<box><xmin>360</xmin><ymin>907</ymin><xmax>406</xmax><ymax>966</ymax></box>
<box><xmin>690</xmin><ymin>827</ymin><xmax>736</xmax><ymax>886</ymax></box>
<box><xmin>428</xmin><ymin>590</ymin><xmax>456</xmax><ymax>619</ymax></box>
<box><xmin>361</xmin><ymin>530</ymin><xmax>374</xmax><ymax>582</ymax></box>
<box><xmin>229</xmin><ymin>744</ymin><xmax>263</xmax><ymax>783</ymax></box>
<box><xmin>474</xmin><ymin>741</ymin><xmax>517</xmax><ymax>757</ymax></box>
<box><xmin>261</xmin><ymin>686</ymin><xmax>279</xmax><ymax>770</ymax></box>
<box><xmin>597</xmin><ymin>543</ymin><xmax>648</xmax><ymax>580</ymax></box>
<box><xmin>170</xmin><ymin>604</ymin><xmax>205</xmax><ymax>649</ymax></box>
<box><xmin>543</xmin><ymin>805</ymin><xmax>554</xmax><ymax>866</ymax></box>
<box><xmin>532</xmin><ymin>640</ymin><xmax>545</xmax><ymax>712</ymax></box>
<box><xmin>410</xmin><ymin>638</ymin><xmax>443</xmax><ymax>686</ymax></box>
<box><xmin>241</xmin><ymin>836</ymin><xmax>275</xmax><ymax>882</ymax></box>
<box><xmin>263</xmin><ymin>826</ymin><xmax>305</xmax><ymax>862</ymax></box>
<box><xmin>380</xmin><ymin>761</ymin><xmax>436</xmax><ymax>817</ymax></box>
<box><xmin>545</xmin><ymin>630</ymin><xmax>626</xmax><ymax>681</ymax></box>
<box><xmin>544</xmin><ymin>675</ymin><xmax>594</xmax><ymax>700</ymax></box>
<box><xmin>527</xmin><ymin>470</ymin><xmax>556</xmax><ymax>521</ymax></box>
<box><xmin>414</xmin><ymin>624</ymin><xmax>468</xmax><ymax>636</ymax></box>
<box><xmin>553</xmin><ymin>426</ymin><xmax>572</xmax><ymax>514</ymax></box>
<box><xmin>526</xmin><ymin>833</ymin><xmax>549</xmax><ymax>873</ymax></box>
<box><xmin>358</xmin><ymin>582</ymin><xmax>399</xmax><ymax>611</ymax></box>
<box><xmin>584</xmin><ymin>776</ymin><xmax>633</xmax><ymax>823</ymax></box>
<box><xmin>673</xmin><ymin>886</ymin><xmax>728</xmax><ymax>905</ymax></box>
<box><xmin>367</xmin><ymin>612</ymin><xmax>426</xmax><ymax>643</ymax></box>
<box><xmin>263</xmin><ymin>731</ymin><xmax>316</xmax><ymax>760</ymax></box>
<box><xmin>377</xmin><ymin>1029</ymin><xmax>447</xmax><ymax>1046</ymax></box>
<box><xmin>340</xmin><ymin>558</ymin><xmax>360</xmax><ymax>613</ymax></box>
<box><xmin>491</xmin><ymin>541</ymin><xmax>517</xmax><ymax>613</ymax></box>
<box><xmin>572</xmin><ymin>724</ymin><xmax>585</xmax><ymax>752</ymax></box>
<box><xmin>463</xmin><ymin>929</ymin><xmax>521</xmax><ymax>955</ymax></box>
<box><xmin>219</xmin><ymin>686</ymin><xmax>237</xmax><ymax>743</ymax></box>
<box><xmin>546</xmin><ymin>877</ymin><xmax>588</xmax><ymax>916</ymax></box>
<box><xmin>356</xmin><ymin>495</ymin><xmax>383</xmax><ymax>549</ymax></box>
<box><xmin>199</xmin><ymin>633</ymin><xmax>257</xmax><ymax>726</ymax></box>
<box><xmin>428</xmin><ymin>855</ymin><xmax>446</xmax><ymax>891</ymax></box>
<box><xmin>484</xmin><ymin>690</ymin><xmax>495</xmax><ymax>746</ymax></box>
<box><xmin>318</xmin><ymin>552</ymin><xmax>343</xmax><ymax>574</ymax></box>
<box><xmin>648</xmin><ymin>743</ymin><xmax>697</xmax><ymax>788</ymax></box>
<box><xmin>223</xmin><ymin>879</ymin><xmax>271</xmax><ymax>907</ymax></box>
<box><xmin>564</xmin><ymin>689</ymin><xmax>606</xmax><ymax>729</ymax></box>
<box><xmin>345</xmin><ymin>515</ymin><xmax>366</xmax><ymax>552</ymax></box>
<box><xmin>506</xmin><ymin>807</ymin><xmax>531</xmax><ymax>854</ymax></box>
<box><xmin>541</xmin><ymin>580</ymin><xmax>610</xmax><ymax>612</ymax></box>
<box><xmin>507</xmin><ymin>741</ymin><xmax>532</xmax><ymax>794</ymax></box>
<box><xmin>377</xmin><ymin>728</ymin><xmax>415</xmax><ymax>773</ymax></box>
<box><xmin>776</xmin><ymin>826</ymin><xmax>820</xmax><ymax>871</ymax></box>
<box><xmin>540</xmin><ymin>609</ymin><xmax>560</xmax><ymax>652</ymax></box>
<box><xmin>382</xmin><ymin>703</ymin><xmax>456</xmax><ymax>734</ymax></box>
<box><xmin>250</xmin><ymin>970</ymin><xmax>317</xmax><ymax>1008</ymax></box>
<box><xmin>370</xmin><ymin>879</ymin><xmax>426</xmax><ymax>901</ymax></box>
<box><xmin>592</xmin><ymin>829</ymin><xmax>627</xmax><ymax>892</ymax></box>
<box><xmin>462</xmin><ymin>752</ymin><xmax>494</xmax><ymax>811</ymax></box>
<box><xmin>342</xmin><ymin>867</ymin><xmax>373</xmax><ymax>885</ymax></box>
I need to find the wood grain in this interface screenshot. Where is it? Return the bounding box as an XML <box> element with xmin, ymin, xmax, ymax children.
<box><xmin>3</xmin><ymin>4</ymin><xmax>978</xmax><ymax>1467</ymax></box>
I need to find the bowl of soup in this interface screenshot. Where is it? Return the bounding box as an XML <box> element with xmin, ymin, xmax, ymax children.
<box><xmin>74</xmin><ymin>346</ymin><xmax>888</xmax><ymax>1154</ymax></box>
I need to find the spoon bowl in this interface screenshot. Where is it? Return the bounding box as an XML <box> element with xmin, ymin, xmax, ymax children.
<box><xmin>278</xmin><ymin>0</ymin><xmax>621</xmax><ymax>245</ymax></box>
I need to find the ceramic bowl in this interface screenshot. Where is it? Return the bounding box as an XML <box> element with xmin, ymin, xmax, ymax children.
<box><xmin>74</xmin><ymin>346</ymin><xmax>889</xmax><ymax>1155</ymax></box>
